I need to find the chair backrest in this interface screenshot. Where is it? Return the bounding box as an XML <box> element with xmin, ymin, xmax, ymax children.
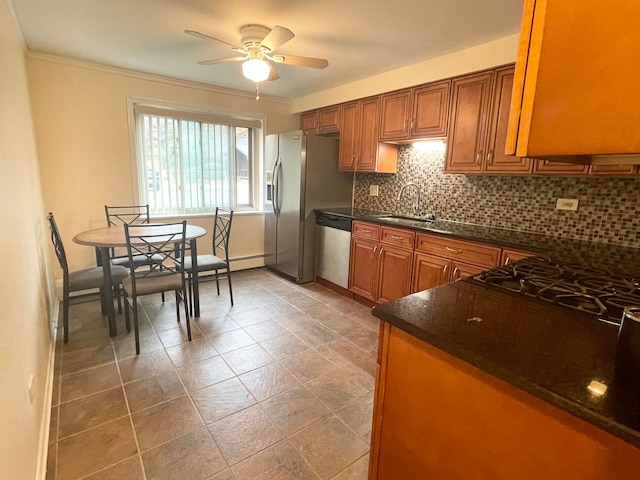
<box><xmin>124</xmin><ymin>221</ymin><xmax>187</xmax><ymax>281</ymax></box>
<box><xmin>105</xmin><ymin>205</ymin><xmax>151</xmax><ymax>226</ymax></box>
<box><xmin>212</xmin><ymin>207</ymin><xmax>233</xmax><ymax>261</ymax></box>
<box><xmin>47</xmin><ymin>212</ymin><xmax>69</xmax><ymax>274</ymax></box>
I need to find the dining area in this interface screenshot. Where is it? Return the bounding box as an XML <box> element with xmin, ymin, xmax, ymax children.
<box><xmin>48</xmin><ymin>205</ymin><xmax>234</xmax><ymax>355</ymax></box>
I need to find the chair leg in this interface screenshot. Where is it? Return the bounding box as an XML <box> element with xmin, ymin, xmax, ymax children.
<box><xmin>187</xmin><ymin>273</ymin><xmax>193</xmax><ymax>318</ymax></box>
<box><xmin>175</xmin><ymin>289</ymin><xmax>181</xmax><ymax>323</ymax></box>
<box><xmin>63</xmin><ymin>286</ymin><xmax>70</xmax><ymax>344</ymax></box>
<box><xmin>132</xmin><ymin>296</ymin><xmax>140</xmax><ymax>355</ymax></box>
<box><xmin>124</xmin><ymin>292</ymin><xmax>131</xmax><ymax>333</ymax></box>
<box><xmin>215</xmin><ymin>270</ymin><xmax>220</xmax><ymax>295</ymax></box>
<box><xmin>181</xmin><ymin>287</ymin><xmax>192</xmax><ymax>342</ymax></box>
<box><xmin>227</xmin><ymin>269</ymin><xmax>234</xmax><ymax>306</ymax></box>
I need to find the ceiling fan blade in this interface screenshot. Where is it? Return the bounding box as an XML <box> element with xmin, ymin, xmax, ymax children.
<box><xmin>260</xmin><ymin>25</ymin><xmax>295</xmax><ymax>52</ymax></box>
<box><xmin>266</xmin><ymin>62</ymin><xmax>280</xmax><ymax>81</ymax></box>
<box><xmin>198</xmin><ymin>56</ymin><xmax>247</xmax><ymax>65</ymax></box>
<box><xmin>184</xmin><ymin>29</ymin><xmax>242</xmax><ymax>50</ymax></box>
<box><xmin>270</xmin><ymin>54</ymin><xmax>329</xmax><ymax>69</ymax></box>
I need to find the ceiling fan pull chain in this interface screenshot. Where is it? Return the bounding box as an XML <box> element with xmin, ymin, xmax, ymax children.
<box><xmin>255</xmin><ymin>83</ymin><xmax>260</xmax><ymax>100</ymax></box>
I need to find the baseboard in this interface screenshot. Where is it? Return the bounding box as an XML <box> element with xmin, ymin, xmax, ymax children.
<box><xmin>35</xmin><ymin>301</ymin><xmax>59</xmax><ymax>479</ymax></box>
<box><xmin>315</xmin><ymin>276</ymin><xmax>353</xmax><ymax>299</ymax></box>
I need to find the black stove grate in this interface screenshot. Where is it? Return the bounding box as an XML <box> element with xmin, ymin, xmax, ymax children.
<box><xmin>473</xmin><ymin>257</ymin><xmax>640</xmax><ymax>324</ymax></box>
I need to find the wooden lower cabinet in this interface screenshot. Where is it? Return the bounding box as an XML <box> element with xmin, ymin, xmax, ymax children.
<box><xmin>411</xmin><ymin>253</ymin><xmax>449</xmax><ymax>292</ymax></box>
<box><xmin>501</xmin><ymin>248</ymin><xmax>534</xmax><ymax>265</ymax></box>
<box><xmin>349</xmin><ymin>222</ymin><xmax>413</xmax><ymax>303</ymax></box>
<box><xmin>377</xmin><ymin>245</ymin><xmax>413</xmax><ymax>303</ymax></box>
<box><xmin>349</xmin><ymin>236</ymin><xmax>379</xmax><ymax>301</ymax></box>
<box><xmin>369</xmin><ymin>324</ymin><xmax>640</xmax><ymax>479</ymax></box>
<box><xmin>411</xmin><ymin>233</ymin><xmax>501</xmax><ymax>291</ymax></box>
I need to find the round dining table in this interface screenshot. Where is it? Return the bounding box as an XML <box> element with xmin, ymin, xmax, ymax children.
<box><xmin>73</xmin><ymin>224</ymin><xmax>206</xmax><ymax>337</ymax></box>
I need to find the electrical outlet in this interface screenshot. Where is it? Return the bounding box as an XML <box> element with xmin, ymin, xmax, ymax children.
<box><xmin>369</xmin><ymin>185</ymin><xmax>379</xmax><ymax>196</ymax></box>
<box><xmin>556</xmin><ymin>198</ymin><xmax>579</xmax><ymax>211</ymax></box>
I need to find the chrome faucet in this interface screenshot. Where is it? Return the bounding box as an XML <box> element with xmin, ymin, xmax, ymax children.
<box><xmin>397</xmin><ymin>182</ymin><xmax>421</xmax><ymax>217</ymax></box>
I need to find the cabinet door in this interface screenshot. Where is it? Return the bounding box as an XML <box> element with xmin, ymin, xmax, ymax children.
<box><xmin>412</xmin><ymin>252</ymin><xmax>450</xmax><ymax>292</ymax></box>
<box><xmin>445</xmin><ymin>72</ymin><xmax>493</xmax><ymax>173</ymax></box>
<box><xmin>318</xmin><ymin>106</ymin><xmax>340</xmax><ymax>133</ymax></box>
<box><xmin>501</xmin><ymin>249</ymin><xmax>533</xmax><ymax>265</ymax></box>
<box><xmin>451</xmin><ymin>261</ymin><xmax>486</xmax><ymax>281</ymax></box>
<box><xmin>349</xmin><ymin>236</ymin><xmax>378</xmax><ymax>301</ymax></box>
<box><xmin>533</xmin><ymin>160</ymin><xmax>589</xmax><ymax>175</ymax></box>
<box><xmin>484</xmin><ymin>67</ymin><xmax>533</xmax><ymax>174</ymax></box>
<box><xmin>411</xmin><ymin>81</ymin><xmax>450</xmax><ymax>138</ymax></box>
<box><xmin>506</xmin><ymin>0</ymin><xmax>640</xmax><ymax>157</ymax></box>
<box><xmin>589</xmin><ymin>164</ymin><xmax>638</xmax><ymax>175</ymax></box>
<box><xmin>338</xmin><ymin>102</ymin><xmax>360</xmax><ymax>171</ymax></box>
<box><xmin>377</xmin><ymin>245</ymin><xmax>413</xmax><ymax>303</ymax></box>
<box><xmin>380</xmin><ymin>90</ymin><xmax>412</xmax><ymax>141</ymax></box>
<box><xmin>357</xmin><ymin>98</ymin><xmax>381</xmax><ymax>171</ymax></box>
<box><xmin>300</xmin><ymin>111</ymin><xmax>318</xmax><ymax>132</ymax></box>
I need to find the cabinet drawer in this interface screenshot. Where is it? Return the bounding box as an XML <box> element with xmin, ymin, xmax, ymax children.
<box><xmin>352</xmin><ymin>221</ymin><xmax>380</xmax><ymax>240</ymax></box>
<box><xmin>380</xmin><ymin>227</ymin><xmax>415</xmax><ymax>249</ymax></box>
<box><xmin>415</xmin><ymin>233</ymin><xmax>501</xmax><ymax>268</ymax></box>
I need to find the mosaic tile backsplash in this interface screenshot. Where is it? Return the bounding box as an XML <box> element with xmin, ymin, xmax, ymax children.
<box><xmin>353</xmin><ymin>144</ymin><xmax>640</xmax><ymax>248</ymax></box>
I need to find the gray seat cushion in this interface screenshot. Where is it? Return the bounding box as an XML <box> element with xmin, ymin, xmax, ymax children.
<box><xmin>112</xmin><ymin>253</ymin><xmax>164</xmax><ymax>268</ymax></box>
<box><xmin>182</xmin><ymin>254</ymin><xmax>227</xmax><ymax>272</ymax></box>
<box><xmin>123</xmin><ymin>272</ymin><xmax>183</xmax><ymax>296</ymax></box>
<box><xmin>68</xmin><ymin>265</ymin><xmax>129</xmax><ymax>291</ymax></box>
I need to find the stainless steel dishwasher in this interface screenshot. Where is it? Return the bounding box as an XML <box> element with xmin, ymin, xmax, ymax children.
<box><xmin>315</xmin><ymin>212</ymin><xmax>352</xmax><ymax>288</ymax></box>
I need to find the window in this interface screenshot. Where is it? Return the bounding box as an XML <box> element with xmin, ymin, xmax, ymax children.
<box><xmin>134</xmin><ymin>105</ymin><xmax>261</xmax><ymax>215</ymax></box>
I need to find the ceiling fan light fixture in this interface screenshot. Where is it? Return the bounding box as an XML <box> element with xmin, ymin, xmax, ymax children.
<box><xmin>242</xmin><ymin>58</ymin><xmax>270</xmax><ymax>83</ymax></box>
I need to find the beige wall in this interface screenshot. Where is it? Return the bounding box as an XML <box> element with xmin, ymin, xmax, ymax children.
<box><xmin>27</xmin><ymin>55</ymin><xmax>299</xmax><ymax>275</ymax></box>
<box><xmin>0</xmin><ymin>0</ymin><xmax>56</xmax><ymax>478</ymax></box>
<box><xmin>291</xmin><ymin>34</ymin><xmax>519</xmax><ymax>112</ymax></box>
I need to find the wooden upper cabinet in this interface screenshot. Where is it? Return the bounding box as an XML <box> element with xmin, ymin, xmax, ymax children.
<box><xmin>379</xmin><ymin>90</ymin><xmax>412</xmax><ymax>141</ymax></box>
<box><xmin>379</xmin><ymin>81</ymin><xmax>450</xmax><ymax>142</ymax></box>
<box><xmin>339</xmin><ymin>98</ymin><xmax>397</xmax><ymax>173</ymax></box>
<box><xmin>533</xmin><ymin>160</ymin><xmax>589</xmax><ymax>175</ymax></box>
<box><xmin>506</xmin><ymin>0</ymin><xmax>640</xmax><ymax>157</ymax></box>
<box><xmin>300</xmin><ymin>106</ymin><xmax>339</xmax><ymax>134</ymax></box>
<box><xmin>484</xmin><ymin>67</ymin><xmax>533</xmax><ymax>174</ymax></box>
<box><xmin>411</xmin><ymin>81</ymin><xmax>450</xmax><ymax>138</ymax></box>
<box><xmin>589</xmin><ymin>164</ymin><xmax>638</xmax><ymax>175</ymax></box>
<box><xmin>445</xmin><ymin>71</ymin><xmax>493</xmax><ymax>173</ymax></box>
<box><xmin>446</xmin><ymin>65</ymin><xmax>533</xmax><ymax>174</ymax></box>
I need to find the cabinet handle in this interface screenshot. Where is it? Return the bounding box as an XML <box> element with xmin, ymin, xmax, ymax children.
<box><xmin>487</xmin><ymin>150</ymin><xmax>493</xmax><ymax>165</ymax></box>
<box><xmin>360</xmin><ymin>228</ymin><xmax>372</xmax><ymax>233</ymax></box>
<box><xmin>452</xmin><ymin>266</ymin><xmax>460</xmax><ymax>279</ymax></box>
<box><xmin>476</xmin><ymin>151</ymin><xmax>482</xmax><ymax>165</ymax></box>
<box><xmin>445</xmin><ymin>246</ymin><xmax>463</xmax><ymax>254</ymax></box>
<box><xmin>443</xmin><ymin>264</ymin><xmax>449</xmax><ymax>279</ymax></box>
<box><xmin>389</xmin><ymin>235</ymin><xmax>404</xmax><ymax>240</ymax></box>
<box><xmin>372</xmin><ymin>246</ymin><xmax>377</xmax><ymax>255</ymax></box>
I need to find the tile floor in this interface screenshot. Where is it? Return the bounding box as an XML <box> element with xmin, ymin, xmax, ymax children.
<box><xmin>47</xmin><ymin>268</ymin><xmax>379</xmax><ymax>480</ymax></box>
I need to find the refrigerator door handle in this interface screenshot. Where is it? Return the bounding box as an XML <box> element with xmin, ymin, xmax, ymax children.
<box><xmin>273</xmin><ymin>157</ymin><xmax>282</xmax><ymax>216</ymax></box>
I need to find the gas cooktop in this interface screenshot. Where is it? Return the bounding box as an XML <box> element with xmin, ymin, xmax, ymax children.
<box><xmin>473</xmin><ymin>256</ymin><xmax>640</xmax><ymax>325</ymax></box>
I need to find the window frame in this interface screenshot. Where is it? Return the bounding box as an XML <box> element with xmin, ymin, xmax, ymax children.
<box><xmin>127</xmin><ymin>100</ymin><xmax>264</xmax><ymax>217</ymax></box>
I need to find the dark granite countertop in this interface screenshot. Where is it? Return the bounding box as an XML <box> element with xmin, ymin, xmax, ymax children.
<box><xmin>315</xmin><ymin>207</ymin><xmax>640</xmax><ymax>276</ymax></box>
<box><xmin>372</xmin><ymin>280</ymin><xmax>640</xmax><ymax>449</ymax></box>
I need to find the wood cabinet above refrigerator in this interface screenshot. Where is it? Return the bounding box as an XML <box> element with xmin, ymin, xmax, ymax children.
<box><xmin>506</xmin><ymin>0</ymin><xmax>640</xmax><ymax>158</ymax></box>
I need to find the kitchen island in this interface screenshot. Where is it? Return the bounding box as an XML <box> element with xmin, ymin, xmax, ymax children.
<box><xmin>369</xmin><ymin>278</ymin><xmax>640</xmax><ymax>479</ymax></box>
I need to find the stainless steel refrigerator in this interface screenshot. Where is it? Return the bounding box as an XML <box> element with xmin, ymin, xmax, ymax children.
<box><xmin>264</xmin><ymin>131</ymin><xmax>352</xmax><ymax>283</ymax></box>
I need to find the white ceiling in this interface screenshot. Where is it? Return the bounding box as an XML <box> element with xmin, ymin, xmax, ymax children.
<box><xmin>11</xmin><ymin>0</ymin><xmax>523</xmax><ymax>99</ymax></box>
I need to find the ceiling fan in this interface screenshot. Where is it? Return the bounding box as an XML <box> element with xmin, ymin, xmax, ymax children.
<box><xmin>185</xmin><ymin>25</ymin><xmax>329</xmax><ymax>96</ymax></box>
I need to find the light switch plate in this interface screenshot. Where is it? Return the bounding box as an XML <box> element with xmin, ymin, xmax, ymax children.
<box><xmin>556</xmin><ymin>198</ymin><xmax>579</xmax><ymax>211</ymax></box>
<box><xmin>370</xmin><ymin>185</ymin><xmax>379</xmax><ymax>196</ymax></box>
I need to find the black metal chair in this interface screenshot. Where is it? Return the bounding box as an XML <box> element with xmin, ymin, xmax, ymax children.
<box><xmin>47</xmin><ymin>213</ymin><xmax>129</xmax><ymax>343</ymax></box>
<box><xmin>182</xmin><ymin>208</ymin><xmax>234</xmax><ymax>313</ymax></box>
<box><xmin>105</xmin><ymin>204</ymin><xmax>165</xmax><ymax>302</ymax></box>
<box><xmin>123</xmin><ymin>221</ymin><xmax>191</xmax><ymax>354</ymax></box>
